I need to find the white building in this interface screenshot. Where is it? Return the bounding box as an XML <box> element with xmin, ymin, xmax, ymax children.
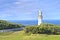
<box><xmin>38</xmin><ymin>10</ymin><xmax>42</xmax><ymax>25</ymax></box>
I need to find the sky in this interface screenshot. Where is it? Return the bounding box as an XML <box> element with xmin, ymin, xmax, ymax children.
<box><xmin>0</xmin><ymin>0</ymin><xmax>60</xmax><ymax>20</ymax></box>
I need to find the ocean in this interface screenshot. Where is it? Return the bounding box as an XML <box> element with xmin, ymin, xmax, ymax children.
<box><xmin>7</xmin><ymin>20</ymin><xmax>60</xmax><ymax>26</ymax></box>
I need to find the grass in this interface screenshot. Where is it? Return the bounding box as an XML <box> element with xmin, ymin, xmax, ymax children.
<box><xmin>0</xmin><ymin>31</ymin><xmax>60</xmax><ymax>40</ymax></box>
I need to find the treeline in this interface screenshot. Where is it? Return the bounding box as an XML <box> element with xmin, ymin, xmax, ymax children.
<box><xmin>25</xmin><ymin>23</ymin><xmax>60</xmax><ymax>35</ymax></box>
<box><xmin>0</xmin><ymin>20</ymin><xmax>25</xmax><ymax>30</ymax></box>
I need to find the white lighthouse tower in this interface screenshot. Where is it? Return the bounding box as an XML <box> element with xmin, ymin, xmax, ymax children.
<box><xmin>38</xmin><ymin>10</ymin><xmax>42</xmax><ymax>25</ymax></box>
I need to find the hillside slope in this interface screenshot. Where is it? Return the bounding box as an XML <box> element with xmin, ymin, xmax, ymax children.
<box><xmin>0</xmin><ymin>31</ymin><xmax>60</xmax><ymax>40</ymax></box>
<box><xmin>0</xmin><ymin>20</ymin><xmax>24</xmax><ymax>30</ymax></box>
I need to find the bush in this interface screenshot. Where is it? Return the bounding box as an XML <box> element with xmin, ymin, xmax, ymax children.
<box><xmin>24</xmin><ymin>24</ymin><xmax>60</xmax><ymax>35</ymax></box>
<box><xmin>24</xmin><ymin>26</ymin><xmax>36</xmax><ymax>33</ymax></box>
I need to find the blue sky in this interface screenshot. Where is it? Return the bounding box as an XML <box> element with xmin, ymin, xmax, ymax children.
<box><xmin>0</xmin><ymin>0</ymin><xmax>60</xmax><ymax>20</ymax></box>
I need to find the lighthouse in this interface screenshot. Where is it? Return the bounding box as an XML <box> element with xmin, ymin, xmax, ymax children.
<box><xmin>38</xmin><ymin>10</ymin><xmax>42</xmax><ymax>25</ymax></box>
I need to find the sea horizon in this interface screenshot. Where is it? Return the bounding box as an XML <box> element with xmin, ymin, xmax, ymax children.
<box><xmin>6</xmin><ymin>20</ymin><xmax>60</xmax><ymax>26</ymax></box>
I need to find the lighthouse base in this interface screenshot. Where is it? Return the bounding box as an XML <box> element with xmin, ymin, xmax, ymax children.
<box><xmin>38</xmin><ymin>19</ymin><xmax>42</xmax><ymax>25</ymax></box>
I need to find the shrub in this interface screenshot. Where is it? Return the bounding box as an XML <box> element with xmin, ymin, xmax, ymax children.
<box><xmin>24</xmin><ymin>26</ymin><xmax>37</xmax><ymax>33</ymax></box>
<box><xmin>24</xmin><ymin>24</ymin><xmax>60</xmax><ymax>35</ymax></box>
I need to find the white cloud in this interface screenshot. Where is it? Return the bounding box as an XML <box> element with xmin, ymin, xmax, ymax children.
<box><xmin>13</xmin><ymin>1</ymin><xmax>21</xmax><ymax>4</ymax></box>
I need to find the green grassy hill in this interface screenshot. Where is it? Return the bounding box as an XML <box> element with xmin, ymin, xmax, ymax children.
<box><xmin>0</xmin><ymin>20</ymin><xmax>60</xmax><ymax>40</ymax></box>
<box><xmin>0</xmin><ymin>20</ymin><xmax>24</xmax><ymax>30</ymax></box>
<box><xmin>0</xmin><ymin>31</ymin><xmax>60</xmax><ymax>40</ymax></box>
